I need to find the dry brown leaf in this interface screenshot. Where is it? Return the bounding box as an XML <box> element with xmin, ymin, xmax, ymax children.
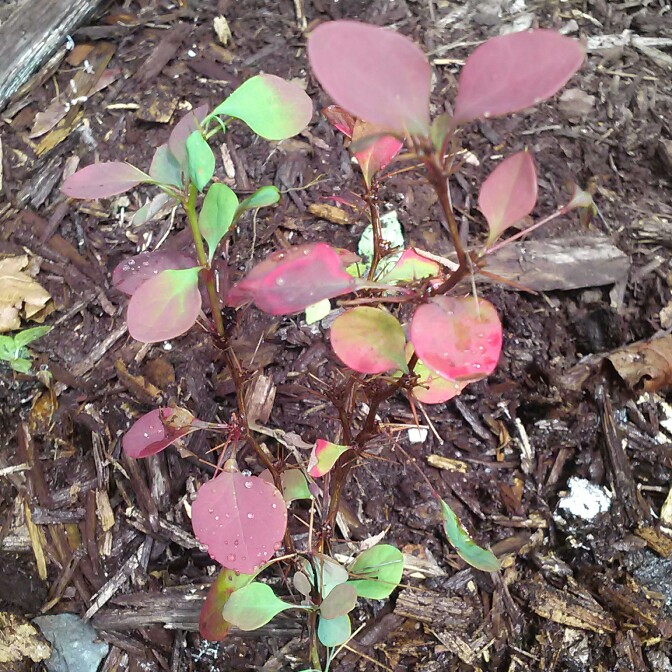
<box><xmin>213</xmin><ymin>15</ymin><xmax>232</xmax><ymax>45</ymax></box>
<box><xmin>607</xmin><ymin>335</ymin><xmax>672</xmax><ymax>392</ymax></box>
<box><xmin>0</xmin><ymin>612</ymin><xmax>50</xmax><ymax>665</ymax></box>
<box><xmin>0</xmin><ymin>256</ymin><xmax>51</xmax><ymax>332</ymax></box>
<box><xmin>308</xmin><ymin>203</ymin><xmax>351</xmax><ymax>226</ymax></box>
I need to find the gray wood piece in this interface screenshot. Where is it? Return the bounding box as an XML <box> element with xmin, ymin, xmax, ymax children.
<box><xmin>487</xmin><ymin>235</ymin><xmax>630</xmax><ymax>292</ymax></box>
<box><xmin>0</xmin><ymin>0</ymin><xmax>106</xmax><ymax>111</ymax></box>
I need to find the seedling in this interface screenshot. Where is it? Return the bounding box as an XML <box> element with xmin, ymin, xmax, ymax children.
<box><xmin>0</xmin><ymin>326</ymin><xmax>52</xmax><ymax>373</ymax></box>
<box><xmin>62</xmin><ymin>21</ymin><xmax>591</xmax><ymax>670</ymax></box>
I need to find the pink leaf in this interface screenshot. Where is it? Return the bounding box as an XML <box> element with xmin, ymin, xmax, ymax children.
<box><xmin>453</xmin><ymin>29</ymin><xmax>584</xmax><ymax>124</ymax></box>
<box><xmin>352</xmin><ymin>119</ymin><xmax>403</xmax><ymax>186</ymax></box>
<box><xmin>409</xmin><ymin>349</ymin><xmax>467</xmax><ymax>404</ymax></box>
<box><xmin>308</xmin><ymin>439</ymin><xmax>351</xmax><ymax>478</ymax></box>
<box><xmin>122</xmin><ymin>407</ymin><xmax>195</xmax><ymax>458</ymax></box>
<box><xmin>168</xmin><ymin>104</ymin><xmax>209</xmax><ymax>167</ymax></box>
<box><xmin>330</xmin><ymin>306</ymin><xmax>408</xmax><ymax>374</ymax></box>
<box><xmin>227</xmin><ymin>243</ymin><xmax>356</xmax><ymax>315</ymax></box>
<box><xmin>191</xmin><ymin>467</ymin><xmax>287</xmax><ymax>574</ymax></box>
<box><xmin>127</xmin><ymin>267</ymin><xmax>202</xmax><ymax>343</ymax></box>
<box><xmin>479</xmin><ymin>151</ymin><xmax>537</xmax><ymax>246</ymax></box>
<box><xmin>308</xmin><ymin>20</ymin><xmax>431</xmax><ymax>135</ymax></box>
<box><xmin>112</xmin><ymin>250</ymin><xmax>196</xmax><ymax>296</ymax></box>
<box><xmin>61</xmin><ymin>162</ymin><xmax>150</xmax><ymax>199</ymax></box>
<box><xmin>322</xmin><ymin>105</ymin><xmax>356</xmax><ymax>137</ymax></box>
<box><xmin>410</xmin><ymin>297</ymin><xmax>502</xmax><ymax>381</ymax></box>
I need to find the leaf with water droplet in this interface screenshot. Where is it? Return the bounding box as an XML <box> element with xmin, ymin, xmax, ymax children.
<box><xmin>122</xmin><ymin>407</ymin><xmax>195</xmax><ymax>458</ymax></box>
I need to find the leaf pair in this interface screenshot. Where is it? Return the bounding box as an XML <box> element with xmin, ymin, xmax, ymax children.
<box><xmin>0</xmin><ymin>326</ymin><xmax>52</xmax><ymax>373</ymax></box>
<box><xmin>308</xmin><ymin>21</ymin><xmax>584</xmax><ymax>134</ymax></box>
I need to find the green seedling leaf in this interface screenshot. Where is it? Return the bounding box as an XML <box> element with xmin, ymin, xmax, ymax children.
<box><xmin>168</xmin><ymin>104</ymin><xmax>209</xmax><ymax>167</ymax></box>
<box><xmin>430</xmin><ymin>113</ymin><xmax>452</xmax><ymax>151</ymax></box>
<box><xmin>199</xmin><ymin>183</ymin><xmax>238</xmax><ymax>261</ymax></box>
<box><xmin>307</xmin><ymin>439</ymin><xmax>351</xmax><ymax>478</ymax></box>
<box><xmin>10</xmin><ymin>358</ymin><xmax>32</xmax><ymax>373</ymax></box>
<box><xmin>567</xmin><ymin>182</ymin><xmax>598</xmax><ymax>227</ymax></box>
<box><xmin>319</xmin><ymin>583</ymin><xmax>357</xmax><ymax>620</ymax></box>
<box><xmin>479</xmin><ymin>151</ymin><xmax>537</xmax><ymax>246</ymax></box>
<box><xmin>440</xmin><ymin>499</ymin><xmax>500</xmax><ymax>572</ymax></box>
<box><xmin>351</xmin><ymin>119</ymin><xmax>403</xmax><ymax>187</ymax></box>
<box><xmin>308</xmin><ymin>20</ymin><xmax>431</xmax><ymax>135</ymax></box>
<box><xmin>0</xmin><ymin>336</ymin><xmax>16</xmax><ymax>361</ymax></box>
<box><xmin>221</xmin><ymin>582</ymin><xmax>295</xmax><ymax>630</ymax></box>
<box><xmin>453</xmin><ymin>29</ymin><xmax>584</xmax><ymax>124</ymax></box>
<box><xmin>61</xmin><ymin>162</ymin><xmax>150</xmax><ymax>199</ymax></box>
<box><xmin>305</xmin><ymin>298</ymin><xmax>331</xmax><ymax>325</ymax></box>
<box><xmin>191</xmin><ymin>466</ymin><xmax>287</xmax><ymax>574</ymax></box>
<box><xmin>227</xmin><ymin>243</ymin><xmax>356</xmax><ymax>315</ymax></box>
<box><xmin>330</xmin><ymin>307</ymin><xmax>407</xmax><ymax>374</ymax></box>
<box><xmin>358</xmin><ymin>210</ymin><xmax>404</xmax><ymax>269</ymax></box>
<box><xmin>318</xmin><ymin>614</ymin><xmax>351</xmax><ymax>647</ymax></box>
<box><xmin>301</xmin><ymin>554</ymin><xmax>349</xmax><ymax>597</ymax></box>
<box><xmin>149</xmin><ymin>144</ymin><xmax>183</xmax><ymax>189</ymax></box>
<box><xmin>377</xmin><ymin>248</ymin><xmax>441</xmax><ymax>284</ymax></box>
<box><xmin>13</xmin><ymin>326</ymin><xmax>52</xmax><ymax>349</ymax></box>
<box><xmin>210</xmin><ymin>74</ymin><xmax>313</xmax><ymax>140</ymax></box>
<box><xmin>122</xmin><ymin>407</ymin><xmax>196</xmax><ymax>459</ymax></box>
<box><xmin>235</xmin><ymin>185</ymin><xmax>280</xmax><ymax>221</ymax></box>
<box><xmin>199</xmin><ymin>569</ymin><xmax>254</xmax><ymax>640</ymax></box>
<box><xmin>410</xmin><ymin>296</ymin><xmax>502</xmax><ymax>382</ymax></box>
<box><xmin>260</xmin><ymin>469</ymin><xmax>313</xmax><ymax>503</ymax></box>
<box><xmin>186</xmin><ymin>130</ymin><xmax>215</xmax><ymax>192</ymax></box>
<box><xmin>127</xmin><ymin>267</ymin><xmax>202</xmax><ymax>343</ymax></box>
<box><xmin>112</xmin><ymin>250</ymin><xmax>195</xmax><ymax>296</ymax></box>
<box><xmin>348</xmin><ymin>544</ymin><xmax>404</xmax><ymax>599</ymax></box>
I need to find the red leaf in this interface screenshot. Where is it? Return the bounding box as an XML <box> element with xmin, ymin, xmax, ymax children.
<box><xmin>330</xmin><ymin>307</ymin><xmax>407</xmax><ymax>374</ymax></box>
<box><xmin>352</xmin><ymin>119</ymin><xmax>403</xmax><ymax>186</ymax></box>
<box><xmin>127</xmin><ymin>267</ymin><xmax>202</xmax><ymax>343</ymax></box>
<box><xmin>168</xmin><ymin>104</ymin><xmax>209</xmax><ymax>166</ymax></box>
<box><xmin>227</xmin><ymin>243</ymin><xmax>356</xmax><ymax>315</ymax></box>
<box><xmin>191</xmin><ymin>469</ymin><xmax>287</xmax><ymax>574</ymax></box>
<box><xmin>479</xmin><ymin>151</ymin><xmax>537</xmax><ymax>246</ymax></box>
<box><xmin>323</xmin><ymin>105</ymin><xmax>356</xmax><ymax>137</ymax></box>
<box><xmin>410</xmin><ymin>297</ymin><xmax>502</xmax><ymax>381</ymax></box>
<box><xmin>61</xmin><ymin>162</ymin><xmax>149</xmax><ymax>199</ymax></box>
<box><xmin>308</xmin><ymin>20</ymin><xmax>431</xmax><ymax>135</ymax></box>
<box><xmin>122</xmin><ymin>407</ymin><xmax>195</xmax><ymax>458</ymax></box>
<box><xmin>112</xmin><ymin>250</ymin><xmax>196</xmax><ymax>296</ymax></box>
<box><xmin>453</xmin><ymin>30</ymin><xmax>584</xmax><ymax>124</ymax></box>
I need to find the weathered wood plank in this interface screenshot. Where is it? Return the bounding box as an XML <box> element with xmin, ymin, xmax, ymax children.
<box><xmin>0</xmin><ymin>0</ymin><xmax>106</xmax><ymax>111</ymax></box>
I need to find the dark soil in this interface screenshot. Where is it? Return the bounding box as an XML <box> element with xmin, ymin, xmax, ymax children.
<box><xmin>1</xmin><ymin>0</ymin><xmax>672</xmax><ymax>670</ymax></box>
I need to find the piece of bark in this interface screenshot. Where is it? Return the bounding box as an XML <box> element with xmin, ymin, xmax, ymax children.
<box><xmin>394</xmin><ymin>588</ymin><xmax>481</xmax><ymax>630</ymax></box>
<box><xmin>487</xmin><ymin>235</ymin><xmax>630</xmax><ymax>291</ymax></box>
<box><xmin>630</xmin><ymin>216</ymin><xmax>672</xmax><ymax>247</ymax></box>
<box><xmin>134</xmin><ymin>23</ymin><xmax>191</xmax><ymax>85</ymax></box>
<box><xmin>0</xmin><ymin>0</ymin><xmax>106</xmax><ymax>111</ymax></box>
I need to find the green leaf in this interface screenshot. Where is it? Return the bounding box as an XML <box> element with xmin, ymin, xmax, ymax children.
<box><xmin>280</xmin><ymin>470</ymin><xmax>313</xmax><ymax>503</ymax></box>
<box><xmin>301</xmin><ymin>554</ymin><xmax>348</xmax><ymax>598</ymax></box>
<box><xmin>440</xmin><ymin>499</ymin><xmax>500</xmax><ymax>572</ymax></box>
<box><xmin>348</xmin><ymin>544</ymin><xmax>404</xmax><ymax>599</ymax></box>
<box><xmin>199</xmin><ymin>569</ymin><xmax>254</xmax><ymax>640</ymax></box>
<box><xmin>220</xmin><ymin>582</ymin><xmax>295</xmax><ymax>631</ymax></box>
<box><xmin>209</xmin><ymin>74</ymin><xmax>312</xmax><ymax>140</ymax></box>
<box><xmin>318</xmin><ymin>614</ymin><xmax>351</xmax><ymax>647</ymax></box>
<box><xmin>149</xmin><ymin>144</ymin><xmax>183</xmax><ymax>189</ymax></box>
<box><xmin>13</xmin><ymin>326</ymin><xmax>52</xmax><ymax>350</ymax></box>
<box><xmin>199</xmin><ymin>183</ymin><xmax>238</xmax><ymax>261</ymax></box>
<box><xmin>307</xmin><ymin>440</ymin><xmax>351</xmax><ymax>478</ymax></box>
<box><xmin>0</xmin><ymin>335</ymin><xmax>17</xmax><ymax>361</ymax></box>
<box><xmin>319</xmin><ymin>583</ymin><xmax>357</xmax><ymax>620</ymax></box>
<box><xmin>10</xmin><ymin>358</ymin><xmax>32</xmax><ymax>373</ymax></box>
<box><xmin>305</xmin><ymin>298</ymin><xmax>331</xmax><ymax>325</ymax></box>
<box><xmin>234</xmin><ymin>185</ymin><xmax>280</xmax><ymax>222</ymax></box>
<box><xmin>186</xmin><ymin>131</ymin><xmax>215</xmax><ymax>192</ymax></box>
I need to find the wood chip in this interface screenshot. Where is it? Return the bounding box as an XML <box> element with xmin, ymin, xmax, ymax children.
<box><xmin>308</xmin><ymin>203</ymin><xmax>351</xmax><ymax>226</ymax></box>
<box><xmin>95</xmin><ymin>489</ymin><xmax>115</xmax><ymax>533</ymax></box>
<box><xmin>427</xmin><ymin>454</ymin><xmax>468</xmax><ymax>473</ymax></box>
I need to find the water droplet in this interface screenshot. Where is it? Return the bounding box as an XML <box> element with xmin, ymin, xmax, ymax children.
<box><xmin>483</xmin><ymin>111</ymin><xmax>491</xmax><ymax>118</ymax></box>
<box><xmin>271</xmin><ymin>503</ymin><xmax>277</xmax><ymax>509</ymax></box>
<box><xmin>275</xmin><ymin>277</ymin><xmax>285</xmax><ymax>287</ymax></box>
<box><xmin>227</xmin><ymin>553</ymin><xmax>236</xmax><ymax>562</ymax></box>
<box><xmin>143</xmin><ymin>432</ymin><xmax>149</xmax><ymax>438</ymax></box>
<box><xmin>234</xmin><ymin>539</ymin><xmax>239</xmax><ymax>547</ymax></box>
<box><xmin>142</xmin><ymin>261</ymin><xmax>149</xmax><ymax>266</ymax></box>
<box><xmin>225</xmin><ymin>512</ymin><xmax>231</xmax><ymax>518</ymax></box>
<box><xmin>247</xmin><ymin>513</ymin><xmax>254</xmax><ymax>519</ymax></box>
<box><xmin>274</xmin><ymin>542</ymin><xmax>282</xmax><ymax>550</ymax></box>
<box><xmin>303</xmin><ymin>248</ymin><xmax>310</xmax><ymax>255</ymax></box>
<box><xmin>215</xmin><ymin>515</ymin><xmax>220</xmax><ymax>521</ymax></box>
<box><xmin>244</xmin><ymin>481</ymin><xmax>253</xmax><ymax>489</ymax></box>
<box><xmin>473</xmin><ymin>363</ymin><xmax>481</xmax><ymax>369</ymax></box>
<box><xmin>208</xmin><ymin>508</ymin><xmax>214</xmax><ymax>514</ymax></box>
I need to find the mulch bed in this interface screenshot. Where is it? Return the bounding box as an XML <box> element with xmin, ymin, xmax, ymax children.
<box><xmin>1</xmin><ymin>0</ymin><xmax>672</xmax><ymax>670</ymax></box>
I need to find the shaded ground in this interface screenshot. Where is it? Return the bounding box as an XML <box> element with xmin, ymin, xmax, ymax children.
<box><xmin>1</xmin><ymin>0</ymin><xmax>672</xmax><ymax>670</ymax></box>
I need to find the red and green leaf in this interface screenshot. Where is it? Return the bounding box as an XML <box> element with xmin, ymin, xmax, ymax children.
<box><xmin>149</xmin><ymin>144</ymin><xmax>183</xmax><ymax>189</ymax></box>
<box><xmin>308</xmin><ymin>20</ymin><xmax>431</xmax><ymax>135</ymax></box>
<box><xmin>377</xmin><ymin>248</ymin><xmax>441</xmax><ymax>284</ymax></box>
<box><xmin>199</xmin><ymin>569</ymin><xmax>254</xmax><ymax>641</ymax></box>
<box><xmin>126</xmin><ymin>267</ymin><xmax>202</xmax><ymax>343</ymax></box>
<box><xmin>351</xmin><ymin>119</ymin><xmax>403</xmax><ymax>186</ymax></box>
<box><xmin>122</xmin><ymin>407</ymin><xmax>195</xmax><ymax>458</ymax></box>
<box><xmin>409</xmin><ymin>348</ymin><xmax>466</xmax><ymax>404</ymax></box>
<box><xmin>479</xmin><ymin>151</ymin><xmax>537</xmax><ymax>246</ymax></box>
<box><xmin>168</xmin><ymin>104</ymin><xmax>209</xmax><ymax>167</ymax></box>
<box><xmin>112</xmin><ymin>250</ymin><xmax>195</xmax><ymax>296</ymax></box>
<box><xmin>330</xmin><ymin>307</ymin><xmax>407</xmax><ymax>374</ymax></box>
<box><xmin>61</xmin><ymin>162</ymin><xmax>150</xmax><ymax>199</ymax></box>
<box><xmin>209</xmin><ymin>74</ymin><xmax>312</xmax><ymax>141</ymax></box>
<box><xmin>410</xmin><ymin>296</ymin><xmax>502</xmax><ymax>381</ymax></box>
<box><xmin>199</xmin><ymin>183</ymin><xmax>238</xmax><ymax>261</ymax></box>
<box><xmin>308</xmin><ymin>439</ymin><xmax>351</xmax><ymax>478</ymax></box>
<box><xmin>191</xmin><ymin>465</ymin><xmax>287</xmax><ymax>574</ymax></box>
<box><xmin>227</xmin><ymin>243</ymin><xmax>356</xmax><ymax>315</ymax></box>
<box><xmin>453</xmin><ymin>29</ymin><xmax>584</xmax><ymax>124</ymax></box>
